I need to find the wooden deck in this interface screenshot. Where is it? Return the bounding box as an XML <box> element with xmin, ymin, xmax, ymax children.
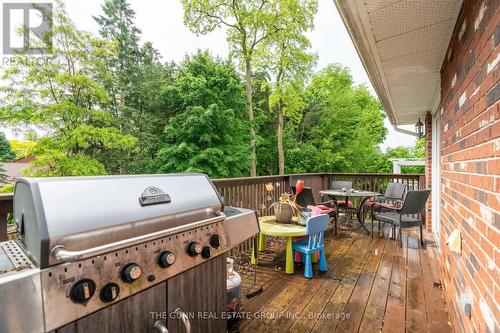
<box><xmin>230</xmin><ymin>221</ymin><xmax>452</xmax><ymax>333</ymax></box>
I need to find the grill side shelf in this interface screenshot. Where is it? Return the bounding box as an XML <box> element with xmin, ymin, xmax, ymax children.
<box><xmin>0</xmin><ymin>241</ymin><xmax>36</xmax><ymax>274</ymax></box>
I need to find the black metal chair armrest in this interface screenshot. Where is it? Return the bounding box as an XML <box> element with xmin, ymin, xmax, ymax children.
<box><xmin>375</xmin><ymin>203</ymin><xmax>401</xmax><ymax>212</ymax></box>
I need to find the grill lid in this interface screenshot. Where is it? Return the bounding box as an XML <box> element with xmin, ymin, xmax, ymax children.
<box><xmin>13</xmin><ymin>174</ymin><xmax>223</xmax><ymax>268</ymax></box>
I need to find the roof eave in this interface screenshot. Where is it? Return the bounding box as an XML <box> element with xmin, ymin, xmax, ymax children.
<box><xmin>333</xmin><ymin>0</ymin><xmax>399</xmax><ymax>125</ymax></box>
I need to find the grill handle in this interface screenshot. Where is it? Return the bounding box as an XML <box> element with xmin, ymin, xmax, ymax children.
<box><xmin>175</xmin><ymin>308</ymin><xmax>191</xmax><ymax>333</ymax></box>
<box><xmin>154</xmin><ymin>321</ymin><xmax>169</xmax><ymax>333</ymax></box>
<box><xmin>51</xmin><ymin>212</ymin><xmax>225</xmax><ymax>262</ymax></box>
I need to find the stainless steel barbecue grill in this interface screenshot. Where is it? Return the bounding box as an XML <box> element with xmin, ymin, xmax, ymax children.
<box><xmin>0</xmin><ymin>174</ymin><xmax>259</xmax><ymax>333</ymax></box>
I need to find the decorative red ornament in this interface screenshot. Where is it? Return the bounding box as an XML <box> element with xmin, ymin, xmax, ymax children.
<box><xmin>294</xmin><ymin>180</ymin><xmax>305</xmax><ymax>201</ymax></box>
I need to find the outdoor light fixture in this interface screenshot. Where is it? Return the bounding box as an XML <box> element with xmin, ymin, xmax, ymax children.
<box><xmin>415</xmin><ymin>118</ymin><xmax>424</xmax><ymax>137</ymax></box>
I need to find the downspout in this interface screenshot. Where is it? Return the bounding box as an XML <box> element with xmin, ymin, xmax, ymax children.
<box><xmin>391</xmin><ymin>123</ymin><xmax>421</xmax><ymax>137</ymax></box>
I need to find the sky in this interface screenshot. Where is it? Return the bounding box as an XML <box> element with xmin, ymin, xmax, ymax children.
<box><xmin>1</xmin><ymin>0</ymin><xmax>417</xmax><ymax>150</ymax></box>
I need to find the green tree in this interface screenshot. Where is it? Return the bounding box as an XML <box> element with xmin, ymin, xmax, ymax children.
<box><xmin>289</xmin><ymin>64</ymin><xmax>387</xmax><ymax>173</ymax></box>
<box><xmin>0</xmin><ymin>132</ymin><xmax>16</xmax><ymax>162</ymax></box>
<box><xmin>94</xmin><ymin>0</ymin><xmax>167</xmax><ymax>173</ymax></box>
<box><xmin>154</xmin><ymin>104</ymin><xmax>249</xmax><ymax>177</ymax></box>
<box><xmin>0</xmin><ymin>4</ymin><xmax>137</xmax><ymax>176</ymax></box>
<box><xmin>170</xmin><ymin>52</ymin><xmax>246</xmax><ymax>112</ymax></box>
<box><xmin>94</xmin><ymin>0</ymin><xmax>142</xmax><ymax>94</ymax></box>
<box><xmin>181</xmin><ymin>0</ymin><xmax>280</xmax><ymax>176</ymax></box>
<box><xmin>252</xmin><ymin>70</ymin><xmax>278</xmax><ymax>175</ymax></box>
<box><xmin>126</xmin><ymin>59</ymin><xmax>177</xmax><ymax>173</ymax></box>
<box><xmin>8</xmin><ymin>140</ymin><xmax>35</xmax><ymax>159</ymax></box>
<box><xmin>265</xmin><ymin>0</ymin><xmax>317</xmax><ymax>174</ymax></box>
<box><xmin>412</xmin><ymin>137</ymin><xmax>425</xmax><ymax>158</ymax></box>
<box><xmin>152</xmin><ymin>52</ymin><xmax>249</xmax><ymax>178</ymax></box>
<box><xmin>369</xmin><ymin>138</ymin><xmax>425</xmax><ymax>174</ymax></box>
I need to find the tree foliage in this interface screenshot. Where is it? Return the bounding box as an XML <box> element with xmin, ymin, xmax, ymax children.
<box><xmin>94</xmin><ymin>0</ymin><xmax>168</xmax><ymax>173</ymax></box>
<box><xmin>265</xmin><ymin>0</ymin><xmax>317</xmax><ymax>174</ymax></box>
<box><xmin>152</xmin><ymin>52</ymin><xmax>249</xmax><ymax>178</ymax></box>
<box><xmin>368</xmin><ymin>138</ymin><xmax>425</xmax><ymax>174</ymax></box>
<box><xmin>0</xmin><ymin>4</ymin><xmax>138</xmax><ymax>176</ymax></box>
<box><xmin>0</xmin><ymin>132</ymin><xmax>16</xmax><ymax>162</ymax></box>
<box><xmin>8</xmin><ymin>140</ymin><xmax>35</xmax><ymax>159</ymax></box>
<box><xmin>181</xmin><ymin>0</ymin><xmax>281</xmax><ymax>176</ymax></box>
<box><xmin>285</xmin><ymin>64</ymin><xmax>387</xmax><ymax>173</ymax></box>
<box><xmin>0</xmin><ymin>1</ymin><xmax>414</xmax><ymax>184</ymax></box>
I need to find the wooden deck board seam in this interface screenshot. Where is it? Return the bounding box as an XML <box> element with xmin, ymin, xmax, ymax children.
<box><xmin>256</xmin><ymin>234</ymin><xmax>355</xmax><ymax>333</ymax></box>
<box><xmin>358</xmin><ymin>224</ymin><xmax>398</xmax><ymax>332</ymax></box>
<box><xmin>286</xmin><ymin>234</ymin><xmax>361</xmax><ymax>333</ymax></box>
<box><xmin>335</xmin><ymin>228</ymin><xmax>390</xmax><ymax>332</ymax></box>
<box><xmin>233</xmin><ymin>226</ymin><xmax>451</xmax><ymax>333</ymax></box>
<box><xmin>310</xmin><ymin>229</ymin><xmax>380</xmax><ymax>332</ymax></box>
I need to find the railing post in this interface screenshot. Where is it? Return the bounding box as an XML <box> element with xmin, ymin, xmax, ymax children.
<box><xmin>321</xmin><ymin>173</ymin><xmax>327</xmax><ymax>190</ymax></box>
<box><xmin>287</xmin><ymin>175</ymin><xmax>293</xmax><ymax>190</ymax></box>
<box><xmin>0</xmin><ymin>194</ymin><xmax>14</xmax><ymax>242</ymax></box>
<box><xmin>418</xmin><ymin>175</ymin><xmax>426</xmax><ymax>189</ymax></box>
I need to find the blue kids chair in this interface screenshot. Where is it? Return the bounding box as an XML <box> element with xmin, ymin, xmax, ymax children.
<box><xmin>292</xmin><ymin>214</ymin><xmax>329</xmax><ymax>278</ymax></box>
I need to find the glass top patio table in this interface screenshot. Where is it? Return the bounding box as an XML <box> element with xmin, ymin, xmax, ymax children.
<box><xmin>319</xmin><ymin>190</ymin><xmax>381</xmax><ymax>235</ymax></box>
<box><xmin>319</xmin><ymin>189</ymin><xmax>380</xmax><ymax>197</ymax></box>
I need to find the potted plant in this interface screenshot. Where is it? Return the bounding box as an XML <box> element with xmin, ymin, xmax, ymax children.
<box><xmin>266</xmin><ymin>182</ymin><xmax>304</xmax><ymax>224</ymax></box>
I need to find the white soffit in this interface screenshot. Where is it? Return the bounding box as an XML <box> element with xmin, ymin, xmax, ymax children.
<box><xmin>334</xmin><ymin>0</ymin><xmax>463</xmax><ymax>125</ymax></box>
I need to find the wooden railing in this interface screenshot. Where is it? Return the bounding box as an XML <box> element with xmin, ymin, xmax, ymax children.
<box><xmin>0</xmin><ymin>173</ymin><xmax>424</xmax><ymax>245</ymax></box>
<box><xmin>213</xmin><ymin>172</ymin><xmax>424</xmax><ymax>253</ymax></box>
<box><xmin>213</xmin><ymin>173</ymin><xmax>424</xmax><ymax>216</ymax></box>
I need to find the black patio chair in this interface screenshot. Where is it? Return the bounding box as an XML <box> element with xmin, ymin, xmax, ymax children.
<box><xmin>331</xmin><ymin>180</ymin><xmax>353</xmax><ymax>190</ymax></box>
<box><xmin>291</xmin><ymin>187</ymin><xmax>335</xmax><ymax>213</ymax></box>
<box><xmin>384</xmin><ymin>182</ymin><xmax>407</xmax><ymax>200</ymax></box>
<box><xmin>365</xmin><ymin>182</ymin><xmax>406</xmax><ymax>212</ymax></box>
<box><xmin>329</xmin><ymin>181</ymin><xmax>353</xmax><ymax>207</ymax></box>
<box><xmin>292</xmin><ymin>186</ymin><xmax>338</xmax><ymax>234</ymax></box>
<box><xmin>371</xmin><ymin>189</ymin><xmax>431</xmax><ymax>247</ymax></box>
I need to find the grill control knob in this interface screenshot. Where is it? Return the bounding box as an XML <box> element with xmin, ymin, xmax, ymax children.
<box><xmin>187</xmin><ymin>242</ymin><xmax>203</xmax><ymax>256</ymax></box>
<box><xmin>70</xmin><ymin>278</ymin><xmax>96</xmax><ymax>303</ymax></box>
<box><xmin>100</xmin><ymin>283</ymin><xmax>120</xmax><ymax>302</ymax></box>
<box><xmin>201</xmin><ymin>246</ymin><xmax>211</xmax><ymax>259</ymax></box>
<box><xmin>209</xmin><ymin>234</ymin><xmax>221</xmax><ymax>248</ymax></box>
<box><xmin>158</xmin><ymin>251</ymin><xmax>176</xmax><ymax>268</ymax></box>
<box><xmin>121</xmin><ymin>263</ymin><xmax>142</xmax><ymax>283</ymax></box>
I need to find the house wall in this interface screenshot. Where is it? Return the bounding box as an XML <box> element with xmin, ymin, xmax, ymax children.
<box><xmin>425</xmin><ymin>111</ymin><xmax>432</xmax><ymax>230</ymax></box>
<box><xmin>438</xmin><ymin>0</ymin><xmax>499</xmax><ymax>332</ymax></box>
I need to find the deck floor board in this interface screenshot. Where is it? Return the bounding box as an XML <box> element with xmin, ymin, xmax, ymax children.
<box><xmin>231</xmin><ymin>222</ymin><xmax>452</xmax><ymax>333</ymax></box>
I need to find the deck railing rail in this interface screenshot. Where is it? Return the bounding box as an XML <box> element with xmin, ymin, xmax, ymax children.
<box><xmin>212</xmin><ymin>173</ymin><xmax>424</xmax><ymax>252</ymax></box>
<box><xmin>0</xmin><ymin>173</ymin><xmax>424</xmax><ymax>250</ymax></box>
<box><xmin>213</xmin><ymin>173</ymin><xmax>423</xmax><ymax>215</ymax></box>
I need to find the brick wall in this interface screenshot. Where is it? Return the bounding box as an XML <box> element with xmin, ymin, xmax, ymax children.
<box><xmin>438</xmin><ymin>0</ymin><xmax>499</xmax><ymax>332</ymax></box>
<box><xmin>425</xmin><ymin>111</ymin><xmax>432</xmax><ymax>230</ymax></box>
